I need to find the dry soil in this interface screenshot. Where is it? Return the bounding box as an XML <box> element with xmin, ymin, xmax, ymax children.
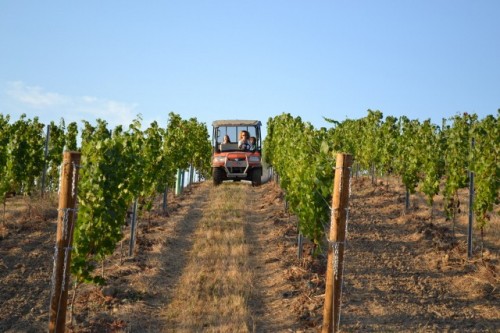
<box><xmin>0</xmin><ymin>178</ymin><xmax>498</xmax><ymax>332</ymax></box>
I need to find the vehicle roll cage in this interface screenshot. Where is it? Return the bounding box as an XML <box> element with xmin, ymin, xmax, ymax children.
<box><xmin>212</xmin><ymin>120</ymin><xmax>262</xmax><ymax>153</ymax></box>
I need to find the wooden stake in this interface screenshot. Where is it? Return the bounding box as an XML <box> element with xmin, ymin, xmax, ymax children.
<box><xmin>322</xmin><ymin>153</ymin><xmax>353</xmax><ymax>333</ymax></box>
<box><xmin>49</xmin><ymin>151</ymin><xmax>81</xmax><ymax>333</ymax></box>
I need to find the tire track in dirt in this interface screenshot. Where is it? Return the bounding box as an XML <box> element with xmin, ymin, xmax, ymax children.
<box><xmin>111</xmin><ymin>183</ymin><xmax>211</xmax><ymax>332</ymax></box>
<box><xmin>246</xmin><ymin>184</ymin><xmax>299</xmax><ymax>332</ymax></box>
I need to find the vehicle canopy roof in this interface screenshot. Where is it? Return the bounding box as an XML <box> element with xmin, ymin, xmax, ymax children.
<box><xmin>212</xmin><ymin>120</ymin><xmax>261</xmax><ymax>127</ymax></box>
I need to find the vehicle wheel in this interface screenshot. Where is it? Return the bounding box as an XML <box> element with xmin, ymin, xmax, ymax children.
<box><xmin>213</xmin><ymin>167</ymin><xmax>224</xmax><ymax>186</ymax></box>
<box><xmin>251</xmin><ymin>168</ymin><xmax>262</xmax><ymax>187</ymax></box>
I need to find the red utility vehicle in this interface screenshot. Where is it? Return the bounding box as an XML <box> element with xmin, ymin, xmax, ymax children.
<box><xmin>211</xmin><ymin>120</ymin><xmax>262</xmax><ymax>186</ymax></box>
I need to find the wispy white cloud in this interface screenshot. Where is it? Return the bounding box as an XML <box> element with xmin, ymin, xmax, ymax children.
<box><xmin>77</xmin><ymin>98</ymin><xmax>138</xmax><ymax>126</ymax></box>
<box><xmin>7</xmin><ymin>81</ymin><xmax>68</xmax><ymax>108</ymax></box>
<box><xmin>5</xmin><ymin>81</ymin><xmax>138</xmax><ymax>127</ymax></box>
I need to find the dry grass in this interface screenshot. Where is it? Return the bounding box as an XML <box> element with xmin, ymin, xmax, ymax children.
<box><xmin>163</xmin><ymin>184</ymin><xmax>254</xmax><ymax>332</ymax></box>
<box><xmin>1</xmin><ymin>194</ymin><xmax>58</xmax><ymax>239</ymax></box>
<box><xmin>2</xmin><ymin>193</ymin><xmax>58</xmax><ymax>220</ymax></box>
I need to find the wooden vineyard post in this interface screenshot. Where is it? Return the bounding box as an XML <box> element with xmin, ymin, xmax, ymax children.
<box><xmin>322</xmin><ymin>153</ymin><xmax>353</xmax><ymax>333</ymax></box>
<box><xmin>49</xmin><ymin>151</ymin><xmax>81</xmax><ymax>333</ymax></box>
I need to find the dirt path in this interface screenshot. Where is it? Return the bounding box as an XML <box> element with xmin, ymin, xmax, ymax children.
<box><xmin>0</xmin><ymin>179</ymin><xmax>498</xmax><ymax>332</ymax></box>
<box><xmin>133</xmin><ymin>182</ymin><xmax>300</xmax><ymax>332</ymax></box>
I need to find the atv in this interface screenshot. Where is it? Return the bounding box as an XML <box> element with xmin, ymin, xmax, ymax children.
<box><xmin>211</xmin><ymin>120</ymin><xmax>262</xmax><ymax>186</ymax></box>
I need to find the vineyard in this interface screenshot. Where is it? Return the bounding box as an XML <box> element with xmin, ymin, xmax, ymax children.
<box><xmin>0</xmin><ymin>111</ymin><xmax>498</xmax><ymax>332</ymax></box>
<box><xmin>1</xmin><ymin>112</ymin><xmax>211</xmax><ymax>282</ymax></box>
<box><xmin>264</xmin><ymin>110</ymin><xmax>499</xmax><ymax>248</ymax></box>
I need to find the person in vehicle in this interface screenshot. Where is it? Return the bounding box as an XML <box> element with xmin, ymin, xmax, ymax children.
<box><xmin>238</xmin><ymin>130</ymin><xmax>250</xmax><ymax>150</ymax></box>
<box><xmin>248</xmin><ymin>136</ymin><xmax>257</xmax><ymax>152</ymax></box>
<box><xmin>222</xmin><ymin>135</ymin><xmax>231</xmax><ymax>144</ymax></box>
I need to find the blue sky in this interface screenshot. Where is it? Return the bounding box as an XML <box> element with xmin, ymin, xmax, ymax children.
<box><xmin>1</xmin><ymin>1</ymin><xmax>498</xmax><ymax>137</ymax></box>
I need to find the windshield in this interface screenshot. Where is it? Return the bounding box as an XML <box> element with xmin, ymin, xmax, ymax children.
<box><xmin>215</xmin><ymin>126</ymin><xmax>258</xmax><ymax>144</ymax></box>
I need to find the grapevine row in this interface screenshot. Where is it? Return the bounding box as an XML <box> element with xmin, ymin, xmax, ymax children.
<box><xmin>0</xmin><ymin>112</ymin><xmax>212</xmax><ymax>284</ymax></box>
<box><xmin>264</xmin><ymin>110</ymin><xmax>499</xmax><ymax>246</ymax></box>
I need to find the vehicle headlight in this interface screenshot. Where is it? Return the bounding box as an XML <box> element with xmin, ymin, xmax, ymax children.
<box><xmin>249</xmin><ymin>156</ymin><xmax>260</xmax><ymax>162</ymax></box>
<box><xmin>214</xmin><ymin>156</ymin><xmax>226</xmax><ymax>162</ymax></box>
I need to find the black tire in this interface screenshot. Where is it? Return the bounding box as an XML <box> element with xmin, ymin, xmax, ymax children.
<box><xmin>251</xmin><ymin>168</ymin><xmax>262</xmax><ymax>187</ymax></box>
<box><xmin>213</xmin><ymin>167</ymin><xmax>224</xmax><ymax>186</ymax></box>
